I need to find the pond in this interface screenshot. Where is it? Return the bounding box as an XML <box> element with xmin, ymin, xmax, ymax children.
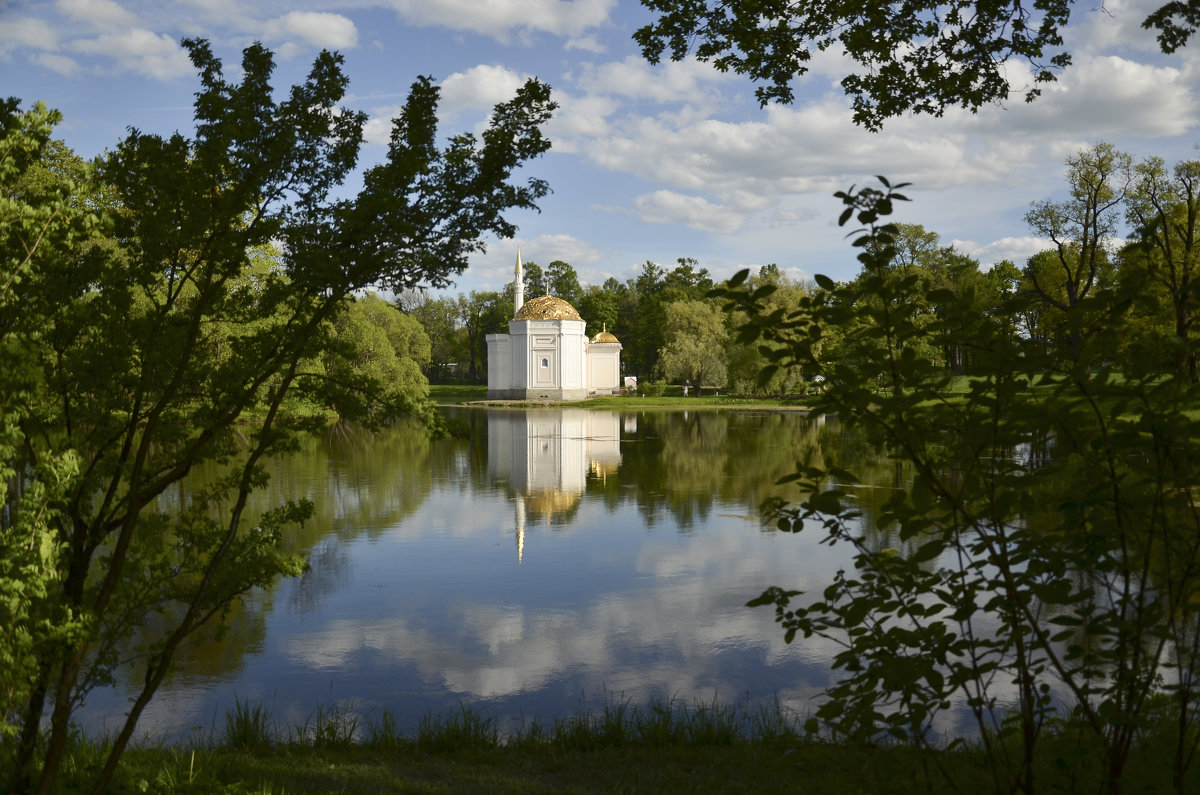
<box><xmin>78</xmin><ymin>406</ymin><xmax>980</xmax><ymax>741</ymax></box>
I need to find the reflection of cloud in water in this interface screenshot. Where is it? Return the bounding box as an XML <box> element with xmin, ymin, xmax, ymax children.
<box><xmin>283</xmin><ymin>520</ymin><xmax>834</xmax><ymax>710</ymax></box>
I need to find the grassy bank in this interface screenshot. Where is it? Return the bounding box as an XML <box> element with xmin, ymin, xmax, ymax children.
<box><xmin>49</xmin><ymin>698</ymin><xmax>1195</xmax><ymax>793</ymax></box>
<box><xmin>428</xmin><ymin>384</ymin><xmax>812</xmax><ymax>410</ymax></box>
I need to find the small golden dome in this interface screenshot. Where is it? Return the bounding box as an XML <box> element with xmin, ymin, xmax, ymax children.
<box><xmin>514</xmin><ymin>295</ymin><xmax>582</xmax><ymax>321</ymax></box>
<box><xmin>591</xmin><ymin>324</ymin><xmax>620</xmax><ymax>344</ymax></box>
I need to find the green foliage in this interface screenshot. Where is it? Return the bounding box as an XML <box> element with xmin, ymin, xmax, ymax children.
<box><xmin>324</xmin><ymin>292</ymin><xmax>431</xmax><ymax>416</ymax></box>
<box><xmin>0</xmin><ymin>99</ymin><xmax>94</xmax><ymax>754</ymax></box>
<box><xmin>1123</xmin><ymin>154</ymin><xmax>1200</xmax><ymax>380</ymax></box>
<box><xmin>636</xmin><ymin>1</ymin><xmax>1192</xmax><ymax>130</ymax></box>
<box><xmin>416</xmin><ymin>703</ymin><xmax>500</xmax><ymax>752</ymax></box>
<box><xmin>724</xmin><ymin>266</ymin><xmax>813</xmax><ymax>395</ymax></box>
<box><xmin>1024</xmin><ymin>144</ymin><xmax>1130</xmax><ymax>322</ymax></box>
<box><xmin>456</xmin><ymin>290</ymin><xmax>513</xmax><ymax>383</ymax></box>
<box><xmin>400</xmin><ymin>291</ymin><xmax>464</xmax><ymax>382</ymax></box>
<box><xmin>545</xmin><ymin>259</ymin><xmax>583</xmax><ymax>307</ymax></box>
<box><xmin>657</xmin><ymin>299</ymin><xmax>728</xmax><ymax>390</ymax></box>
<box><xmin>578</xmin><ymin>282</ymin><xmax>620</xmax><ymax>335</ymax></box>
<box><xmin>722</xmin><ymin>178</ymin><xmax>1200</xmax><ymax>794</ymax></box>
<box><xmin>290</xmin><ymin>702</ymin><xmax>361</xmax><ymax>748</ymax></box>
<box><xmin>2</xmin><ymin>35</ymin><xmax>553</xmax><ymax>794</ymax></box>
<box><xmin>224</xmin><ymin>698</ymin><xmax>276</xmax><ymax>751</ymax></box>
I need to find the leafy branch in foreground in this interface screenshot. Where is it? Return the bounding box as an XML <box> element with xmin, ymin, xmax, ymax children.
<box><xmin>1</xmin><ymin>38</ymin><xmax>554</xmax><ymax>795</ymax></box>
<box><xmin>636</xmin><ymin>0</ymin><xmax>1196</xmax><ymax>130</ymax></box>
<box><xmin>719</xmin><ymin>178</ymin><xmax>1200</xmax><ymax>794</ymax></box>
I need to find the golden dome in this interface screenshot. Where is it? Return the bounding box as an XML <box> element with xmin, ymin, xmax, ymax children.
<box><xmin>591</xmin><ymin>324</ymin><xmax>620</xmax><ymax>344</ymax></box>
<box><xmin>514</xmin><ymin>295</ymin><xmax>582</xmax><ymax>321</ymax></box>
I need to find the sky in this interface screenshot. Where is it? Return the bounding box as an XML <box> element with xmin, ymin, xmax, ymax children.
<box><xmin>3</xmin><ymin>0</ymin><xmax>1199</xmax><ymax>296</ymax></box>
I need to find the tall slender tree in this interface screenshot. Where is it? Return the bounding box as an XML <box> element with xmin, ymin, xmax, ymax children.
<box><xmin>2</xmin><ymin>36</ymin><xmax>554</xmax><ymax>794</ymax></box>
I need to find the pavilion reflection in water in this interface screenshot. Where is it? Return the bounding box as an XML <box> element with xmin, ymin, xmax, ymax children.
<box><xmin>487</xmin><ymin>409</ymin><xmax>625</xmax><ymax>561</ymax></box>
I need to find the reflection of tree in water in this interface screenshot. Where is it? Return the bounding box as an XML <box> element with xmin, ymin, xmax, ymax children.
<box><xmin>717</xmin><ymin>412</ymin><xmax>827</xmax><ymax>509</ymax></box>
<box><xmin>120</xmin><ymin>589</ymin><xmax>275</xmax><ymax>688</ymax></box>
<box><xmin>288</xmin><ymin>536</ymin><xmax>350</xmax><ymax>615</ymax></box>
<box><xmin>457</xmin><ymin>407</ymin><xmax>921</xmax><ymax>548</ymax></box>
<box><xmin>117</xmin><ymin>421</ymin><xmax>436</xmax><ymax>688</ymax></box>
<box><xmin>595</xmin><ymin>411</ymin><xmax>830</xmax><ymax>531</ymax></box>
<box><xmin>282</xmin><ymin>420</ymin><xmax>434</xmax><ymax>547</ymax></box>
<box><xmin>430</xmin><ymin>408</ymin><xmax>492</xmax><ymax>498</ymax></box>
<box><xmin>657</xmin><ymin>412</ymin><xmax>728</xmax><ymax>529</ymax></box>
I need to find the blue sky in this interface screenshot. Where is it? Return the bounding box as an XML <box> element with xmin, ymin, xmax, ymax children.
<box><xmin>3</xmin><ymin>0</ymin><xmax>1199</xmax><ymax>294</ymax></box>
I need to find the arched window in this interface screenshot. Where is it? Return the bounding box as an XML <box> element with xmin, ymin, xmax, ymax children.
<box><xmin>541</xmin><ymin>358</ymin><xmax>549</xmax><ymax>368</ymax></box>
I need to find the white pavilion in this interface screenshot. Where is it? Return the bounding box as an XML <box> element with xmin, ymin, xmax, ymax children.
<box><xmin>485</xmin><ymin>251</ymin><xmax>622</xmax><ymax>400</ymax></box>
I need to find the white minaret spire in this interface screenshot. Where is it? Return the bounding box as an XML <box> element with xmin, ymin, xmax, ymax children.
<box><xmin>514</xmin><ymin>246</ymin><xmax>525</xmax><ymax>317</ymax></box>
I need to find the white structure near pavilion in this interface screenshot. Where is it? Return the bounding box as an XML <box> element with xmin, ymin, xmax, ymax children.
<box><xmin>486</xmin><ymin>251</ymin><xmax>622</xmax><ymax>400</ymax></box>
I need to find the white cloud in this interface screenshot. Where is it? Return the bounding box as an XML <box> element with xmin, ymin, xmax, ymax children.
<box><xmin>263</xmin><ymin>11</ymin><xmax>359</xmax><ymax>52</ymax></box>
<box><xmin>544</xmin><ymin>92</ymin><xmax>618</xmax><ymax>147</ymax></box>
<box><xmin>573</xmin><ymin>56</ymin><xmax>729</xmax><ymax>105</ymax></box>
<box><xmin>462</xmin><ymin>234</ymin><xmax>605</xmax><ymax>291</ymax></box>
<box><xmin>994</xmin><ymin>54</ymin><xmax>1200</xmax><ymax>139</ymax></box>
<box><xmin>0</xmin><ymin>18</ymin><xmax>60</xmax><ymax>57</ymax></box>
<box><xmin>583</xmin><ymin>100</ymin><xmax>998</xmax><ymax>203</ymax></box>
<box><xmin>781</xmin><ymin>265</ymin><xmax>814</xmax><ymax>283</ymax></box>
<box><xmin>1062</xmin><ymin>0</ymin><xmax>1170</xmax><ymax>55</ymax></box>
<box><xmin>387</xmin><ymin>0</ymin><xmax>617</xmax><ymax>42</ymax></box>
<box><xmin>952</xmin><ymin>236</ymin><xmax>1049</xmax><ymax>268</ymax></box>
<box><xmin>565</xmin><ymin>35</ymin><xmax>605</xmax><ymax>54</ymax></box>
<box><xmin>56</xmin><ymin>0</ymin><xmax>140</xmax><ymax>31</ymax></box>
<box><xmin>634</xmin><ymin>190</ymin><xmax>747</xmax><ymax>234</ymax></box>
<box><xmin>768</xmin><ymin>207</ymin><xmax>820</xmax><ymax>229</ymax></box>
<box><xmin>361</xmin><ymin>114</ymin><xmax>394</xmax><ymax>147</ymax></box>
<box><xmin>523</xmin><ymin>232</ymin><xmax>604</xmax><ymax>265</ymax></box>
<box><xmin>439</xmin><ymin>64</ymin><xmax>526</xmax><ymax>119</ymax></box>
<box><xmin>69</xmin><ymin>29</ymin><xmax>193</xmax><ymax>80</ymax></box>
<box><xmin>951</xmin><ymin>238</ymin><xmax>1030</xmax><ymax>268</ymax></box>
<box><xmin>31</xmin><ymin>52</ymin><xmax>82</xmax><ymax>76</ymax></box>
<box><xmin>362</xmin><ymin>64</ymin><xmax>532</xmax><ymax>145</ymax></box>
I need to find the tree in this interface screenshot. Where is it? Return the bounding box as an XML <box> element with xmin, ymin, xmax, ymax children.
<box><xmin>725</xmin><ymin>265</ymin><xmax>810</xmax><ymax>394</ymax></box>
<box><xmin>627</xmin><ymin>260</ymin><xmax>668</xmax><ymax>377</ymax></box>
<box><xmin>402</xmin><ymin>292</ymin><xmax>466</xmax><ymax>381</ymax></box>
<box><xmin>658</xmin><ymin>299</ymin><xmax>728</xmax><ymax>392</ymax></box>
<box><xmin>635</xmin><ymin>0</ymin><xmax>1195</xmax><ymax>130</ymax></box>
<box><xmin>578</xmin><ymin>282</ymin><xmax>620</xmax><ymax>336</ymax></box>
<box><xmin>1024</xmin><ymin>143</ymin><xmax>1130</xmax><ymax>357</ymax></box>
<box><xmin>1017</xmin><ymin>249</ymin><xmax>1074</xmax><ymax>356</ymax></box>
<box><xmin>521</xmin><ymin>259</ymin><xmax>546</xmax><ymax>296</ymax></box>
<box><xmin>918</xmin><ymin>237</ymin><xmax>992</xmax><ymax>376</ymax></box>
<box><xmin>0</xmin><ymin>99</ymin><xmax>97</xmax><ymax>780</ymax></box>
<box><xmin>325</xmin><ymin>292</ymin><xmax>432</xmax><ymax>413</ymax></box>
<box><xmin>662</xmin><ymin>256</ymin><xmax>713</xmax><ymax>302</ymax></box>
<box><xmin>721</xmin><ymin>179</ymin><xmax>1200</xmax><ymax>794</ymax></box>
<box><xmin>457</xmin><ymin>290</ymin><xmax>513</xmax><ymax>382</ymax></box>
<box><xmin>1124</xmin><ymin>155</ymin><xmax>1200</xmax><ymax>380</ymax></box>
<box><xmin>545</xmin><ymin>259</ymin><xmax>583</xmax><ymax>306</ymax></box>
<box><xmin>2</xmin><ymin>36</ymin><xmax>554</xmax><ymax>794</ymax></box>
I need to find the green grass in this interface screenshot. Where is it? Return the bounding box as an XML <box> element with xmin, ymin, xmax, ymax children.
<box><xmin>427</xmin><ymin>383</ymin><xmax>488</xmax><ymax>403</ymax></box>
<box><xmin>48</xmin><ymin>696</ymin><xmax>1200</xmax><ymax>793</ymax></box>
<box><xmin>428</xmin><ymin>383</ymin><xmax>811</xmax><ymax>410</ymax></box>
<box><xmin>575</xmin><ymin>394</ymin><xmax>810</xmax><ymax>410</ymax></box>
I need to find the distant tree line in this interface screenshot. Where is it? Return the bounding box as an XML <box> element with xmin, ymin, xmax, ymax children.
<box><xmin>403</xmin><ymin>142</ymin><xmax>1197</xmax><ymax>396</ymax></box>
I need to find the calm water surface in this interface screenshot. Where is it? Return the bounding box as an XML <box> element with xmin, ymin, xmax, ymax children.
<box><xmin>81</xmin><ymin>407</ymin><xmax>956</xmax><ymax>739</ymax></box>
